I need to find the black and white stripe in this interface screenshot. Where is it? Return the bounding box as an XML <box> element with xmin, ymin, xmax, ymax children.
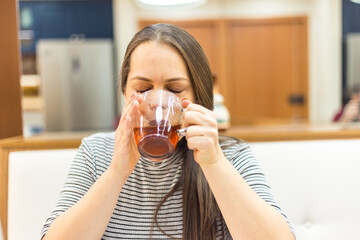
<box><xmin>41</xmin><ymin>132</ymin><xmax>294</xmax><ymax>239</ymax></box>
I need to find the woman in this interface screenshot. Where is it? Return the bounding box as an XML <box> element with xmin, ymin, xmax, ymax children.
<box><xmin>42</xmin><ymin>23</ymin><xmax>295</xmax><ymax>240</ymax></box>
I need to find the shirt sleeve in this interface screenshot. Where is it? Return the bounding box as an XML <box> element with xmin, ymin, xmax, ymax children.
<box><xmin>40</xmin><ymin>138</ymin><xmax>97</xmax><ymax>239</ymax></box>
<box><xmin>225</xmin><ymin>141</ymin><xmax>296</xmax><ymax>237</ymax></box>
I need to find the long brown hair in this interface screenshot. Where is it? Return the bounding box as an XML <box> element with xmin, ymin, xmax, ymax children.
<box><xmin>120</xmin><ymin>23</ymin><xmax>224</xmax><ymax>240</ymax></box>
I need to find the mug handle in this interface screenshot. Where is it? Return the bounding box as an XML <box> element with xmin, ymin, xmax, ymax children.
<box><xmin>176</xmin><ymin>127</ymin><xmax>187</xmax><ymax>137</ymax></box>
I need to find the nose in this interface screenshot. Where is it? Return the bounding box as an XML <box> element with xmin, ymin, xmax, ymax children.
<box><xmin>149</xmin><ymin>103</ymin><xmax>167</xmax><ymax>111</ymax></box>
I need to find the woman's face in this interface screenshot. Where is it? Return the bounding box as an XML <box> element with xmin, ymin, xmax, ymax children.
<box><xmin>124</xmin><ymin>41</ymin><xmax>195</xmax><ymax>103</ymax></box>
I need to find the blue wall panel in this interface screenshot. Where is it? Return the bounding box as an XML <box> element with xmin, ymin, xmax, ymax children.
<box><xmin>19</xmin><ymin>0</ymin><xmax>113</xmax><ymax>54</ymax></box>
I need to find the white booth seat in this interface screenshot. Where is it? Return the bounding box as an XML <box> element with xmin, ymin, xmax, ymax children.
<box><xmin>7</xmin><ymin>139</ymin><xmax>360</xmax><ymax>240</ymax></box>
<box><xmin>8</xmin><ymin>149</ymin><xmax>76</xmax><ymax>240</ymax></box>
<box><xmin>250</xmin><ymin>139</ymin><xmax>360</xmax><ymax>240</ymax></box>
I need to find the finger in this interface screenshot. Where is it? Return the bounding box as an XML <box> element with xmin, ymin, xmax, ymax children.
<box><xmin>116</xmin><ymin>93</ymin><xmax>144</xmax><ymax>142</ymax></box>
<box><xmin>187</xmin><ymin>136</ymin><xmax>215</xmax><ymax>151</ymax></box>
<box><xmin>183</xmin><ymin>111</ymin><xmax>217</xmax><ymax>128</ymax></box>
<box><xmin>120</xmin><ymin>102</ymin><xmax>141</xmax><ymax>135</ymax></box>
<box><xmin>185</xmin><ymin>103</ymin><xmax>215</xmax><ymax>117</ymax></box>
<box><xmin>119</xmin><ymin>93</ymin><xmax>141</xmax><ymax>126</ymax></box>
<box><xmin>127</xmin><ymin>99</ymin><xmax>141</xmax><ymax>122</ymax></box>
<box><xmin>117</xmin><ymin>112</ymin><xmax>130</xmax><ymax>142</ymax></box>
<box><xmin>182</xmin><ymin>98</ymin><xmax>192</xmax><ymax>108</ymax></box>
<box><xmin>120</xmin><ymin>114</ymin><xmax>133</xmax><ymax>147</ymax></box>
<box><xmin>136</xmin><ymin>93</ymin><xmax>144</xmax><ymax>104</ymax></box>
<box><xmin>118</xmin><ymin>94</ymin><xmax>136</xmax><ymax>127</ymax></box>
<box><xmin>115</xmin><ymin>113</ymin><xmax>131</xmax><ymax>145</ymax></box>
<box><xmin>185</xmin><ymin>125</ymin><xmax>206</xmax><ymax>138</ymax></box>
<box><xmin>186</xmin><ymin>125</ymin><xmax>218</xmax><ymax>141</ymax></box>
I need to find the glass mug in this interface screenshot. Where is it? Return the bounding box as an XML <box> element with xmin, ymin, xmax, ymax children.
<box><xmin>133</xmin><ymin>90</ymin><xmax>185</xmax><ymax>160</ymax></box>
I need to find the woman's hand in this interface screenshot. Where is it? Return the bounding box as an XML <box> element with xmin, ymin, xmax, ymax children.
<box><xmin>182</xmin><ymin>99</ymin><xmax>224</xmax><ymax>165</ymax></box>
<box><xmin>110</xmin><ymin>92</ymin><xmax>142</xmax><ymax>178</ymax></box>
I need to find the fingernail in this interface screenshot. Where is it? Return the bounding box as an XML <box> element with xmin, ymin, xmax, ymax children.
<box><xmin>131</xmin><ymin>92</ymin><xmax>136</xmax><ymax>98</ymax></box>
<box><xmin>182</xmin><ymin>98</ymin><xmax>188</xmax><ymax>102</ymax></box>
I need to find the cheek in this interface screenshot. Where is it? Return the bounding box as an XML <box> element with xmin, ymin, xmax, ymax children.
<box><xmin>124</xmin><ymin>84</ymin><xmax>135</xmax><ymax>98</ymax></box>
<box><xmin>184</xmin><ymin>89</ymin><xmax>196</xmax><ymax>103</ymax></box>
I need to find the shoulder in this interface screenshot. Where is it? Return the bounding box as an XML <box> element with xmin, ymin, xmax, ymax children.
<box><xmin>219</xmin><ymin>135</ymin><xmax>250</xmax><ymax>158</ymax></box>
<box><xmin>79</xmin><ymin>132</ymin><xmax>115</xmax><ymax>165</ymax></box>
<box><xmin>82</xmin><ymin>131</ymin><xmax>115</xmax><ymax>149</ymax></box>
<box><xmin>219</xmin><ymin>136</ymin><xmax>259</xmax><ymax>173</ymax></box>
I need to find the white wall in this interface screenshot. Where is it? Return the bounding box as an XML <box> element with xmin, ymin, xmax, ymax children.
<box><xmin>113</xmin><ymin>0</ymin><xmax>138</xmax><ymax>75</ymax></box>
<box><xmin>224</xmin><ymin>0</ymin><xmax>312</xmax><ymax>17</ymax></box>
<box><xmin>112</xmin><ymin>0</ymin><xmax>138</xmax><ymax>111</ymax></box>
<box><xmin>113</xmin><ymin>0</ymin><xmax>342</xmax><ymax>123</ymax></box>
<box><xmin>308</xmin><ymin>0</ymin><xmax>342</xmax><ymax>123</ymax></box>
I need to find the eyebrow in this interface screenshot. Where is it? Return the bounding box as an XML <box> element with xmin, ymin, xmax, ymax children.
<box><xmin>130</xmin><ymin>76</ymin><xmax>189</xmax><ymax>82</ymax></box>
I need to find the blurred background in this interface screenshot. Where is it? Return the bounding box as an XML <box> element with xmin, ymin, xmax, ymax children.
<box><xmin>3</xmin><ymin>2</ymin><xmax>360</xmax><ymax>239</ymax></box>
<box><xmin>3</xmin><ymin>0</ymin><xmax>360</xmax><ymax>136</ymax></box>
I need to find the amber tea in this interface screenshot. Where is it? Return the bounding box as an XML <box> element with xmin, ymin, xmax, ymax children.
<box><xmin>134</xmin><ymin>124</ymin><xmax>181</xmax><ymax>159</ymax></box>
<box><xmin>134</xmin><ymin>90</ymin><xmax>183</xmax><ymax>160</ymax></box>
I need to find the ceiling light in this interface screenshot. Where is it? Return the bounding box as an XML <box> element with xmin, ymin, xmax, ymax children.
<box><xmin>350</xmin><ymin>0</ymin><xmax>360</xmax><ymax>4</ymax></box>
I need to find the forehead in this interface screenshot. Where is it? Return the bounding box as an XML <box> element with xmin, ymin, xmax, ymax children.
<box><xmin>129</xmin><ymin>41</ymin><xmax>189</xmax><ymax>78</ymax></box>
<box><xmin>131</xmin><ymin>41</ymin><xmax>182</xmax><ymax>63</ymax></box>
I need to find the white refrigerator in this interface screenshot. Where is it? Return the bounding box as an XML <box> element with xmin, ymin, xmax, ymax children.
<box><xmin>347</xmin><ymin>33</ymin><xmax>360</xmax><ymax>88</ymax></box>
<box><xmin>37</xmin><ymin>39</ymin><xmax>116</xmax><ymax>132</ymax></box>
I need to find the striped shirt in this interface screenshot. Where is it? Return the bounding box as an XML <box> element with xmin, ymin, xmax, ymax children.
<box><xmin>41</xmin><ymin>132</ymin><xmax>294</xmax><ymax>239</ymax></box>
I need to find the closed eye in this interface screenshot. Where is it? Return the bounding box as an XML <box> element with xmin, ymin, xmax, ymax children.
<box><xmin>136</xmin><ymin>88</ymin><xmax>152</xmax><ymax>93</ymax></box>
<box><xmin>167</xmin><ymin>88</ymin><xmax>184</xmax><ymax>94</ymax></box>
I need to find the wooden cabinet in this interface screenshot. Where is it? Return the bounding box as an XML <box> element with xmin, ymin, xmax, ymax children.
<box><xmin>0</xmin><ymin>0</ymin><xmax>23</xmax><ymax>140</ymax></box>
<box><xmin>224</xmin><ymin>17</ymin><xmax>308</xmax><ymax>124</ymax></box>
<box><xmin>139</xmin><ymin>17</ymin><xmax>308</xmax><ymax>125</ymax></box>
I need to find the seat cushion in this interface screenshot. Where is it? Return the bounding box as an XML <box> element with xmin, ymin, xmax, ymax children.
<box><xmin>7</xmin><ymin>139</ymin><xmax>360</xmax><ymax>240</ymax></box>
<box><xmin>250</xmin><ymin>139</ymin><xmax>360</xmax><ymax>240</ymax></box>
<box><xmin>8</xmin><ymin>149</ymin><xmax>77</xmax><ymax>240</ymax></box>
